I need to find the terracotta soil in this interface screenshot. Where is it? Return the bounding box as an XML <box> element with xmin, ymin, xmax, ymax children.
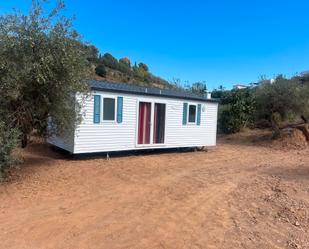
<box><xmin>0</xmin><ymin>130</ymin><xmax>309</xmax><ymax>249</ymax></box>
<box><xmin>272</xmin><ymin>127</ymin><xmax>309</xmax><ymax>150</ymax></box>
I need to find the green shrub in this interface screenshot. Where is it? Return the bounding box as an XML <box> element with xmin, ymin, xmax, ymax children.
<box><xmin>191</xmin><ymin>82</ymin><xmax>207</xmax><ymax>96</ymax></box>
<box><xmin>0</xmin><ymin>122</ymin><xmax>20</xmax><ymax>181</ymax></box>
<box><xmin>118</xmin><ymin>61</ymin><xmax>132</xmax><ymax>75</ymax></box>
<box><xmin>101</xmin><ymin>53</ymin><xmax>119</xmax><ymax>70</ymax></box>
<box><xmin>218</xmin><ymin>89</ymin><xmax>255</xmax><ymax>133</ymax></box>
<box><xmin>138</xmin><ymin>62</ymin><xmax>149</xmax><ymax>72</ymax></box>
<box><xmin>218</xmin><ymin>105</ymin><xmax>236</xmax><ymax>133</ymax></box>
<box><xmin>95</xmin><ymin>64</ymin><xmax>107</xmax><ymax>77</ymax></box>
<box><xmin>253</xmin><ymin>75</ymin><xmax>308</xmax><ymax>130</ymax></box>
<box><xmin>217</xmin><ymin>74</ymin><xmax>309</xmax><ymax>134</ymax></box>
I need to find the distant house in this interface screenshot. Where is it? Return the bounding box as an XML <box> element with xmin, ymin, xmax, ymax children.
<box><xmin>249</xmin><ymin>82</ymin><xmax>261</xmax><ymax>88</ymax></box>
<box><xmin>233</xmin><ymin>84</ymin><xmax>248</xmax><ymax>90</ymax></box>
<box><xmin>48</xmin><ymin>81</ymin><xmax>219</xmax><ymax>154</ymax></box>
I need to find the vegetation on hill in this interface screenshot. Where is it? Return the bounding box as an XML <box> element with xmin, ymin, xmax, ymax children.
<box><xmin>84</xmin><ymin>46</ymin><xmax>173</xmax><ymax>89</ymax></box>
<box><xmin>85</xmin><ymin>46</ymin><xmax>209</xmax><ymax>95</ymax></box>
<box><xmin>214</xmin><ymin>74</ymin><xmax>309</xmax><ymax>134</ymax></box>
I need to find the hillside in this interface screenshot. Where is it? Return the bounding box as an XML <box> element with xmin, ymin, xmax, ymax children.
<box><xmin>85</xmin><ymin>46</ymin><xmax>175</xmax><ymax>89</ymax></box>
<box><xmin>84</xmin><ymin>46</ymin><xmax>208</xmax><ymax>96</ymax></box>
<box><xmin>93</xmin><ymin>66</ymin><xmax>173</xmax><ymax>89</ymax></box>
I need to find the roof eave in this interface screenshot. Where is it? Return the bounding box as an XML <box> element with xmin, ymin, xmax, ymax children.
<box><xmin>90</xmin><ymin>86</ymin><xmax>219</xmax><ymax>103</ymax></box>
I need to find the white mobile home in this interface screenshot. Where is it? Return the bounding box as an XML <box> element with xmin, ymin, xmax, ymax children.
<box><xmin>49</xmin><ymin>81</ymin><xmax>219</xmax><ymax>154</ymax></box>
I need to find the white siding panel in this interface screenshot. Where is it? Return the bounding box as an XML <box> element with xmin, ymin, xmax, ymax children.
<box><xmin>72</xmin><ymin>91</ymin><xmax>218</xmax><ymax>154</ymax></box>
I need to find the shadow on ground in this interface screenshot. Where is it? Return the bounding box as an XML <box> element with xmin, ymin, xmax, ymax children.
<box><xmin>70</xmin><ymin>147</ymin><xmax>201</xmax><ymax>161</ymax></box>
<box><xmin>218</xmin><ymin>129</ymin><xmax>273</xmax><ymax>148</ymax></box>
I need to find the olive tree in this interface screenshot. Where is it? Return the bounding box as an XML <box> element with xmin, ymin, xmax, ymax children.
<box><xmin>0</xmin><ymin>0</ymin><xmax>91</xmax><ymax>147</ymax></box>
<box><xmin>254</xmin><ymin>75</ymin><xmax>307</xmax><ymax>132</ymax></box>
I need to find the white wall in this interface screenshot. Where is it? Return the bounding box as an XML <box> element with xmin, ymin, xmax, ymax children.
<box><xmin>72</xmin><ymin>91</ymin><xmax>218</xmax><ymax>154</ymax></box>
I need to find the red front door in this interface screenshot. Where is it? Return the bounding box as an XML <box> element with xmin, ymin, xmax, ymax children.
<box><xmin>138</xmin><ymin>102</ymin><xmax>151</xmax><ymax>144</ymax></box>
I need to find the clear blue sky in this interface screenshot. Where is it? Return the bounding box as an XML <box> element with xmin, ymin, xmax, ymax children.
<box><xmin>1</xmin><ymin>1</ymin><xmax>309</xmax><ymax>90</ymax></box>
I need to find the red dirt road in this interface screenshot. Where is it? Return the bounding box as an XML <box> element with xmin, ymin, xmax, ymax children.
<box><xmin>0</xmin><ymin>131</ymin><xmax>309</xmax><ymax>249</ymax></box>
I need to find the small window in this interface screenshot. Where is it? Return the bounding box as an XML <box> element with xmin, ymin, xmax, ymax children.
<box><xmin>103</xmin><ymin>98</ymin><xmax>115</xmax><ymax>121</ymax></box>
<box><xmin>188</xmin><ymin>104</ymin><xmax>196</xmax><ymax>123</ymax></box>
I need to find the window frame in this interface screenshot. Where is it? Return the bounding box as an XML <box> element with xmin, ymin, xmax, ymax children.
<box><xmin>153</xmin><ymin>102</ymin><xmax>166</xmax><ymax>145</ymax></box>
<box><xmin>102</xmin><ymin>96</ymin><xmax>117</xmax><ymax>122</ymax></box>
<box><xmin>187</xmin><ymin>103</ymin><xmax>197</xmax><ymax>124</ymax></box>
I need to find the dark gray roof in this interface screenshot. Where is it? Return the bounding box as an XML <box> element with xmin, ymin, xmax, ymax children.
<box><xmin>89</xmin><ymin>80</ymin><xmax>219</xmax><ymax>103</ymax></box>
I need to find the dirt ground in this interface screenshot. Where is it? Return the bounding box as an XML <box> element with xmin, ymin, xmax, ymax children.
<box><xmin>0</xmin><ymin>130</ymin><xmax>309</xmax><ymax>249</ymax></box>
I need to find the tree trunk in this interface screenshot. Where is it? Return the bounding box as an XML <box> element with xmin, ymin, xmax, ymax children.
<box><xmin>21</xmin><ymin>133</ymin><xmax>28</xmax><ymax>148</ymax></box>
<box><xmin>301</xmin><ymin>115</ymin><xmax>308</xmax><ymax>123</ymax></box>
<box><xmin>270</xmin><ymin>115</ymin><xmax>280</xmax><ymax>137</ymax></box>
<box><xmin>296</xmin><ymin>124</ymin><xmax>309</xmax><ymax>142</ymax></box>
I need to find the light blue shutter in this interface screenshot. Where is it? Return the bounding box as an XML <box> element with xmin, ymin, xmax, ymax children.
<box><xmin>197</xmin><ymin>104</ymin><xmax>201</xmax><ymax>125</ymax></box>
<box><xmin>182</xmin><ymin>103</ymin><xmax>188</xmax><ymax>125</ymax></box>
<box><xmin>93</xmin><ymin>95</ymin><xmax>101</xmax><ymax>124</ymax></box>
<box><xmin>117</xmin><ymin>96</ymin><xmax>123</xmax><ymax>123</ymax></box>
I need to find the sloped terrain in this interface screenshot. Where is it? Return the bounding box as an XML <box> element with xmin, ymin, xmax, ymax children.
<box><xmin>0</xmin><ymin>130</ymin><xmax>308</xmax><ymax>249</ymax></box>
<box><xmin>272</xmin><ymin>125</ymin><xmax>309</xmax><ymax>150</ymax></box>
